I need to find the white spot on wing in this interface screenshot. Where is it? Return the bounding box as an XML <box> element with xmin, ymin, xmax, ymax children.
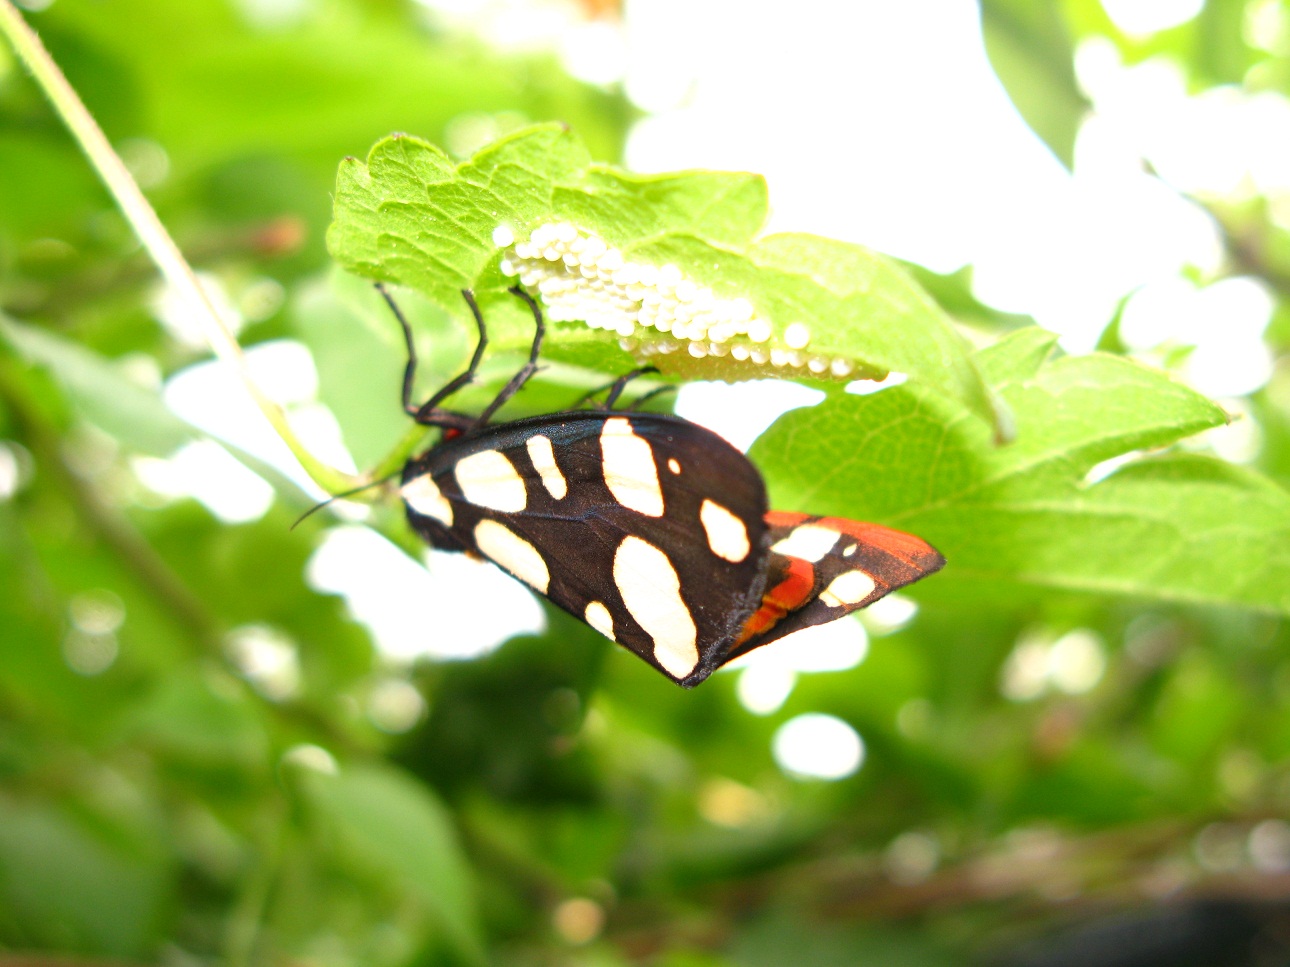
<box><xmin>474</xmin><ymin>519</ymin><xmax>549</xmax><ymax>593</ymax></box>
<box><xmin>401</xmin><ymin>473</ymin><xmax>453</xmax><ymax>525</ymax></box>
<box><xmin>700</xmin><ymin>499</ymin><xmax>750</xmax><ymax>563</ymax></box>
<box><xmin>601</xmin><ymin>417</ymin><xmax>664</xmax><ymax>517</ymax></box>
<box><xmin>819</xmin><ymin>570</ymin><xmax>877</xmax><ymax>608</ymax></box>
<box><xmin>526</xmin><ymin>434</ymin><xmax>567</xmax><ymax>500</ymax></box>
<box><xmin>667</xmin><ymin>458</ymin><xmax>681</xmax><ymax>474</ymax></box>
<box><xmin>771</xmin><ymin>524</ymin><xmax>840</xmax><ymax>563</ymax></box>
<box><xmin>584</xmin><ymin>600</ymin><xmax>614</xmax><ymax>640</ymax></box>
<box><xmin>613</xmin><ymin>535</ymin><xmax>697</xmax><ymax>678</ymax></box>
<box><xmin>455</xmin><ymin>450</ymin><xmax>527</xmax><ymax>512</ymax></box>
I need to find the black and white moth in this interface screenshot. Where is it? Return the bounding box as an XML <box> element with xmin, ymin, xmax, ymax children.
<box><xmin>388</xmin><ymin>286</ymin><xmax>944</xmax><ymax>687</ymax></box>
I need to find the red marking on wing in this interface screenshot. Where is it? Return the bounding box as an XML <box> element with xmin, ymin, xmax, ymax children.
<box><xmin>737</xmin><ymin>556</ymin><xmax>815</xmax><ymax>645</ymax></box>
<box><xmin>815</xmin><ymin>516</ymin><xmax>943</xmax><ymax>570</ymax></box>
<box><xmin>727</xmin><ymin>509</ymin><xmax>945</xmax><ymax>665</ymax></box>
<box><xmin>765</xmin><ymin>510</ymin><xmax>810</xmax><ymax>529</ymax></box>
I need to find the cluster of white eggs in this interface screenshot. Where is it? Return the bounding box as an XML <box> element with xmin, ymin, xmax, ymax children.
<box><xmin>494</xmin><ymin>222</ymin><xmax>857</xmax><ymax>378</ymax></box>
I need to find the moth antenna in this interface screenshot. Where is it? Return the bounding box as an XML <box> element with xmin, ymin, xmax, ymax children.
<box><xmin>290</xmin><ymin>472</ymin><xmax>401</xmax><ymax>531</ymax></box>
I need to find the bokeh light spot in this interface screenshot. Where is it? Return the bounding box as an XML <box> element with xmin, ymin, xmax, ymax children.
<box><xmin>367</xmin><ymin>679</ymin><xmax>427</xmax><ymax>734</ymax></box>
<box><xmin>1101</xmin><ymin>0</ymin><xmax>1205</xmax><ymax>37</ymax></box>
<box><xmin>552</xmin><ymin>897</ymin><xmax>604</xmax><ymax>945</ymax></box>
<box><xmin>772</xmin><ymin>713</ymin><xmax>864</xmax><ymax>780</ymax></box>
<box><xmin>226</xmin><ymin>625</ymin><xmax>301</xmax><ymax>701</ymax></box>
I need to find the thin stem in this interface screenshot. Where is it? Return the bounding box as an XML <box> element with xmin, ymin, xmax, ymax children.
<box><xmin>0</xmin><ymin>1</ymin><xmax>357</xmax><ymax>494</ymax></box>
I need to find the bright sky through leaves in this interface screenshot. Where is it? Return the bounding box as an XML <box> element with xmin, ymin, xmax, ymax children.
<box><xmin>614</xmin><ymin>0</ymin><xmax>1280</xmax><ymax>378</ymax></box>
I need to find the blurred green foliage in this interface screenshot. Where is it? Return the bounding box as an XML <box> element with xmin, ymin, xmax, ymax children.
<box><xmin>3</xmin><ymin>1</ymin><xmax>1290</xmax><ymax>966</ymax></box>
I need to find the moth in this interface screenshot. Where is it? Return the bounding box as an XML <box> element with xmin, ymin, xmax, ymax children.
<box><xmin>389</xmin><ymin>285</ymin><xmax>944</xmax><ymax>687</ymax></box>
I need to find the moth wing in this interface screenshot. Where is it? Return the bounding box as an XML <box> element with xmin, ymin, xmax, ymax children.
<box><xmin>404</xmin><ymin>411</ymin><xmax>770</xmax><ymax>686</ymax></box>
<box><xmin>722</xmin><ymin>512</ymin><xmax>945</xmax><ymax>664</ymax></box>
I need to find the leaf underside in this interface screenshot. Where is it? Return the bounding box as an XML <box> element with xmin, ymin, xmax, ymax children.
<box><xmin>326</xmin><ymin>124</ymin><xmax>1003</xmax><ymax>433</ymax></box>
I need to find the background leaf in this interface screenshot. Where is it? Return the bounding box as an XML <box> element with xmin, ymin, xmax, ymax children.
<box><xmin>305</xmin><ymin>761</ymin><xmax>484</xmax><ymax>964</ymax></box>
<box><xmin>980</xmin><ymin>0</ymin><xmax>1090</xmax><ymax>167</ymax></box>
<box><xmin>753</xmin><ymin>330</ymin><xmax>1290</xmax><ymax>612</ymax></box>
<box><xmin>1</xmin><ymin>313</ymin><xmax>194</xmax><ymax>456</ymax></box>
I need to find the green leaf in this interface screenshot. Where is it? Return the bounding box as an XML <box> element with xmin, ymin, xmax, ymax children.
<box><xmin>126</xmin><ymin>671</ymin><xmax>270</xmax><ymax>773</ymax></box>
<box><xmin>554</xmin><ymin>166</ymin><xmax>768</xmax><ymax>249</ymax></box>
<box><xmin>1149</xmin><ymin>648</ymin><xmax>1246</xmax><ymax>763</ymax></box>
<box><xmin>328</xmin><ymin>126</ymin><xmax>584</xmax><ymax>308</ymax></box>
<box><xmin>305</xmin><ymin>761</ymin><xmax>485</xmax><ymax>964</ymax></box>
<box><xmin>0</xmin><ymin>800</ymin><xmax>173</xmax><ymax>957</ymax></box>
<box><xmin>752</xmin><ymin>328</ymin><xmax>1290</xmax><ymax>613</ymax></box>
<box><xmin>748</xmin><ymin>233</ymin><xmax>1002</xmax><ymax>434</ymax></box>
<box><xmin>980</xmin><ymin>0</ymin><xmax>1089</xmax><ymax>167</ymax></box>
<box><xmin>0</xmin><ymin>314</ymin><xmax>315</xmax><ymax>504</ymax></box>
<box><xmin>327</xmin><ymin>126</ymin><xmax>1001</xmax><ymax>431</ymax></box>
<box><xmin>1</xmin><ymin>313</ymin><xmax>193</xmax><ymax>456</ymax></box>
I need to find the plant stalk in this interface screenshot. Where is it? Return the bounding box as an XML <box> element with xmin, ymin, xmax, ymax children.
<box><xmin>0</xmin><ymin>0</ymin><xmax>358</xmax><ymax>493</ymax></box>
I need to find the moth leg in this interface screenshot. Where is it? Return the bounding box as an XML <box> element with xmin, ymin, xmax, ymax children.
<box><xmin>376</xmin><ymin>283</ymin><xmax>490</xmax><ymax>424</ymax></box>
<box><xmin>375</xmin><ymin>282</ymin><xmax>422</xmax><ymax>416</ymax></box>
<box><xmin>475</xmin><ymin>286</ymin><xmax>546</xmax><ymax>426</ymax></box>
<box><xmin>602</xmin><ymin>366</ymin><xmax>660</xmax><ymax>409</ymax></box>
<box><xmin>416</xmin><ymin>289</ymin><xmax>490</xmax><ymax>422</ymax></box>
<box><xmin>597</xmin><ymin>369</ymin><xmax>677</xmax><ymax>411</ymax></box>
<box><xmin>621</xmin><ymin>383</ymin><xmax>677</xmax><ymax>411</ymax></box>
<box><xmin>572</xmin><ymin>366</ymin><xmax>658</xmax><ymax>410</ymax></box>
